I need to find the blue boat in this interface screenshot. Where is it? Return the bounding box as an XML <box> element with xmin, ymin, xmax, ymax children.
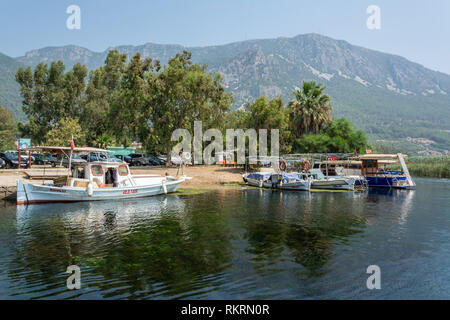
<box><xmin>355</xmin><ymin>154</ymin><xmax>415</xmax><ymax>189</ymax></box>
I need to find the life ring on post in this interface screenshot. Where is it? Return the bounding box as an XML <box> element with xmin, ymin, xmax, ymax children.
<box><xmin>279</xmin><ymin>160</ymin><xmax>287</xmax><ymax>171</ymax></box>
<box><xmin>302</xmin><ymin>159</ymin><xmax>311</xmax><ymax>172</ymax></box>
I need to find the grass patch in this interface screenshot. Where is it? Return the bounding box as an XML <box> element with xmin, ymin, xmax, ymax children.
<box><xmin>172</xmin><ymin>188</ymin><xmax>212</xmax><ymax>196</ymax></box>
<box><xmin>220</xmin><ymin>181</ymin><xmax>247</xmax><ymax>187</ymax></box>
<box><xmin>392</xmin><ymin>156</ymin><xmax>450</xmax><ymax>178</ymax></box>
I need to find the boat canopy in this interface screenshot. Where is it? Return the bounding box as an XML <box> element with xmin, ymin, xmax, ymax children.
<box><xmin>352</xmin><ymin>154</ymin><xmax>408</xmax><ymax>160</ymax></box>
<box><xmin>246</xmin><ymin>172</ymin><xmax>272</xmax><ymax>181</ymax></box>
<box><xmin>22</xmin><ymin>146</ymin><xmax>108</xmax><ymax>154</ymax></box>
<box><xmin>282</xmin><ymin>173</ymin><xmax>305</xmax><ymax>180</ymax></box>
<box><xmin>320</xmin><ymin>160</ymin><xmax>362</xmax><ymax>165</ymax></box>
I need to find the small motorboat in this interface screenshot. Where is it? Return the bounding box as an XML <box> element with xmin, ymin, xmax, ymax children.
<box><xmin>243</xmin><ymin>171</ymin><xmax>311</xmax><ymax>191</ymax></box>
<box><xmin>307</xmin><ymin>169</ymin><xmax>357</xmax><ymax>191</ymax></box>
<box><xmin>17</xmin><ymin>161</ymin><xmax>187</xmax><ymax>205</ymax></box>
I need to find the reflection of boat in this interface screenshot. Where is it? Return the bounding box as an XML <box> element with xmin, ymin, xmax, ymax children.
<box><xmin>16</xmin><ymin>196</ymin><xmax>186</xmax><ymax>231</ymax></box>
<box><xmin>17</xmin><ymin>161</ymin><xmax>187</xmax><ymax>205</ymax></box>
<box><xmin>243</xmin><ymin>172</ymin><xmax>312</xmax><ymax>191</ymax></box>
<box><xmin>307</xmin><ymin>168</ymin><xmax>358</xmax><ymax>191</ymax></box>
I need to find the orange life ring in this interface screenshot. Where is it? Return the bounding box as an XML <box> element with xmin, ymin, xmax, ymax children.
<box><xmin>279</xmin><ymin>160</ymin><xmax>287</xmax><ymax>171</ymax></box>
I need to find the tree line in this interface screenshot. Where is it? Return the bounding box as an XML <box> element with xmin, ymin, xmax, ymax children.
<box><xmin>1</xmin><ymin>50</ymin><xmax>368</xmax><ymax>159</ymax></box>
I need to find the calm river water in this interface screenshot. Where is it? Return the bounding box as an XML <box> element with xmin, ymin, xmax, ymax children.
<box><xmin>0</xmin><ymin>177</ymin><xmax>449</xmax><ymax>299</ymax></box>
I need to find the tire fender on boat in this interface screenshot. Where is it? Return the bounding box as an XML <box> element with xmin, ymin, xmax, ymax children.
<box><xmin>259</xmin><ymin>180</ymin><xmax>264</xmax><ymax>188</ymax></box>
<box><xmin>279</xmin><ymin>160</ymin><xmax>287</xmax><ymax>171</ymax></box>
<box><xmin>87</xmin><ymin>182</ymin><xmax>94</xmax><ymax>196</ymax></box>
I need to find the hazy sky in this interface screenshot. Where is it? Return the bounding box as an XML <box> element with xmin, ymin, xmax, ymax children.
<box><xmin>1</xmin><ymin>0</ymin><xmax>449</xmax><ymax>74</ymax></box>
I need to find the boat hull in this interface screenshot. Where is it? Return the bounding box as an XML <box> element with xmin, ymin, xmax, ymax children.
<box><xmin>365</xmin><ymin>176</ymin><xmax>413</xmax><ymax>189</ymax></box>
<box><xmin>244</xmin><ymin>176</ymin><xmax>311</xmax><ymax>191</ymax></box>
<box><xmin>311</xmin><ymin>178</ymin><xmax>355</xmax><ymax>191</ymax></box>
<box><xmin>16</xmin><ymin>178</ymin><xmax>185</xmax><ymax>205</ymax></box>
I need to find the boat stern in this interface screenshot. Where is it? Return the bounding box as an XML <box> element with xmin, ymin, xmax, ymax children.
<box><xmin>16</xmin><ymin>180</ymin><xmax>28</xmax><ymax>205</ymax></box>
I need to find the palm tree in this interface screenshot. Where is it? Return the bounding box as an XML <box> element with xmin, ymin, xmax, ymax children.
<box><xmin>289</xmin><ymin>81</ymin><xmax>332</xmax><ymax>137</ymax></box>
<box><xmin>95</xmin><ymin>133</ymin><xmax>114</xmax><ymax>149</ymax></box>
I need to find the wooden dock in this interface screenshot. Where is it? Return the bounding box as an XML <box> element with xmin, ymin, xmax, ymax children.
<box><xmin>24</xmin><ymin>169</ymin><xmax>69</xmax><ymax>180</ymax></box>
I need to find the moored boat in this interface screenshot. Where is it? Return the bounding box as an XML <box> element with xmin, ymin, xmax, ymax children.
<box><xmin>243</xmin><ymin>172</ymin><xmax>311</xmax><ymax>191</ymax></box>
<box><xmin>351</xmin><ymin>153</ymin><xmax>415</xmax><ymax>189</ymax></box>
<box><xmin>307</xmin><ymin>168</ymin><xmax>357</xmax><ymax>191</ymax></box>
<box><xmin>16</xmin><ymin>161</ymin><xmax>187</xmax><ymax>205</ymax></box>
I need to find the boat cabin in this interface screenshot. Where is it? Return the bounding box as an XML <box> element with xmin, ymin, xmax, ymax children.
<box><xmin>55</xmin><ymin>162</ymin><xmax>135</xmax><ymax>188</ymax></box>
<box><xmin>350</xmin><ymin>153</ymin><xmax>415</xmax><ymax>189</ymax></box>
<box><xmin>353</xmin><ymin>154</ymin><xmax>407</xmax><ymax>176</ymax></box>
<box><xmin>312</xmin><ymin>160</ymin><xmax>362</xmax><ymax>176</ymax></box>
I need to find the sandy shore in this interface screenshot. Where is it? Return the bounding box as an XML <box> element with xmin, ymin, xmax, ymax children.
<box><xmin>0</xmin><ymin>165</ymin><xmax>245</xmax><ymax>189</ymax></box>
<box><xmin>131</xmin><ymin>165</ymin><xmax>244</xmax><ymax>189</ymax></box>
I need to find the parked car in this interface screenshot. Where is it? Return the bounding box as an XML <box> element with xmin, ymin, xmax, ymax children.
<box><xmin>0</xmin><ymin>157</ymin><xmax>5</xmax><ymax>169</ymax></box>
<box><xmin>82</xmin><ymin>152</ymin><xmax>124</xmax><ymax>163</ymax></box>
<box><xmin>60</xmin><ymin>154</ymin><xmax>87</xmax><ymax>168</ymax></box>
<box><xmin>106</xmin><ymin>152</ymin><xmax>124</xmax><ymax>163</ymax></box>
<box><xmin>0</xmin><ymin>152</ymin><xmax>30</xmax><ymax>169</ymax></box>
<box><xmin>128</xmin><ymin>153</ymin><xmax>149</xmax><ymax>166</ymax></box>
<box><xmin>115</xmin><ymin>155</ymin><xmax>131</xmax><ymax>163</ymax></box>
<box><xmin>146</xmin><ymin>154</ymin><xmax>165</xmax><ymax>165</ymax></box>
<box><xmin>32</xmin><ymin>153</ymin><xmax>57</xmax><ymax>165</ymax></box>
<box><xmin>124</xmin><ymin>155</ymin><xmax>132</xmax><ymax>163</ymax></box>
<box><xmin>6</xmin><ymin>150</ymin><xmax>35</xmax><ymax>163</ymax></box>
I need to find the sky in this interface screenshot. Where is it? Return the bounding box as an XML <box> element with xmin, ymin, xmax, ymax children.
<box><xmin>1</xmin><ymin>0</ymin><xmax>449</xmax><ymax>74</ymax></box>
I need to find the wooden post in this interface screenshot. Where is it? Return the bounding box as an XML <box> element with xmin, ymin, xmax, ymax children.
<box><xmin>18</xmin><ymin>149</ymin><xmax>21</xmax><ymax>168</ymax></box>
<box><xmin>28</xmin><ymin>150</ymin><xmax>31</xmax><ymax>168</ymax></box>
<box><xmin>68</xmin><ymin>149</ymin><xmax>73</xmax><ymax>172</ymax></box>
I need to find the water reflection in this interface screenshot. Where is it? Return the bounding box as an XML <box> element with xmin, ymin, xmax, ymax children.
<box><xmin>0</xmin><ymin>185</ymin><xmax>421</xmax><ymax>299</ymax></box>
<box><xmin>240</xmin><ymin>191</ymin><xmax>368</xmax><ymax>277</ymax></box>
<box><xmin>366</xmin><ymin>188</ymin><xmax>416</xmax><ymax>225</ymax></box>
<box><xmin>11</xmin><ymin>195</ymin><xmax>234</xmax><ymax>299</ymax></box>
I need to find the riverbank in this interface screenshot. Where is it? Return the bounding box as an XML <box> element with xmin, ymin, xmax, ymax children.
<box><xmin>407</xmin><ymin>156</ymin><xmax>450</xmax><ymax>178</ymax></box>
<box><xmin>0</xmin><ymin>165</ymin><xmax>245</xmax><ymax>200</ymax></box>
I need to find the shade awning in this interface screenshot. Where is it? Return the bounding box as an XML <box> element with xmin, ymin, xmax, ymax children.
<box><xmin>351</xmin><ymin>154</ymin><xmax>408</xmax><ymax>160</ymax></box>
<box><xmin>22</xmin><ymin>146</ymin><xmax>108</xmax><ymax>154</ymax></box>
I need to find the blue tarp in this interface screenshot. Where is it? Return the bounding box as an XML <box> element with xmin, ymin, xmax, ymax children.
<box><xmin>247</xmin><ymin>172</ymin><xmax>305</xmax><ymax>182</ymax></box>
<box><xmin>246</xmin><ymin>173</ymin><xmax>272</xmax><ymax>181</ymax></box>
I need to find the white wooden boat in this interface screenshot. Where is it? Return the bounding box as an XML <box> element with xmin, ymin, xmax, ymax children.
<box><xmin>308</xmin><ymin>169</ymin><xmax>356</xmax><ymax>191</ymax></box>
<box><xmin>16</xmin><ymin>161</ymin><xmax>187</xmax><ymax>205</ymax></box>
<box><xmin>243</xmin><ymin>172</ymin><xmax>311</xmax><ymax>191</ymax></box>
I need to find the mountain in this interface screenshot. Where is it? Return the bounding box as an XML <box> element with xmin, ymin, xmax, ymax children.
<box><xmin>5</xmin><ymin>33</ymin><xmax>450</xmax><ymax>153</ymax></box>
<box><xmin>0</xmin><ymin>53</ymin><xmax>26</xmax><ymax>121</ymax></box>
